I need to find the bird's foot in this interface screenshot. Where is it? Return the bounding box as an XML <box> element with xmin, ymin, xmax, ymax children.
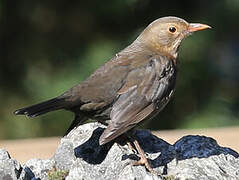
<box><xmin>131</xmin><ymin>139</ymin><xmax>158</xmax><ymax>175</ymax></box>
<box><xmin>132</xmin><ymin>155</ymin><xmax>157</xmax><ymax>174</ymax></box>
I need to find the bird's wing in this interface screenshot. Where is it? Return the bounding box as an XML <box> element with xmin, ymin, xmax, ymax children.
<box><xmin>99</xmin><ymin>57</ymin><xmax>176</xmax><ymax>145</ymax></box>
<box><xmin>61</xmin><ymin>55</ymin><xmax>132</xmax><ymax>110</ymax></box>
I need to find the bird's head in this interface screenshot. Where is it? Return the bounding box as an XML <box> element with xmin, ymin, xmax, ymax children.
<box><xmin>138</xmin><ymin>16</ymin><xmax>211</xmax><ymax>59</ymax></box>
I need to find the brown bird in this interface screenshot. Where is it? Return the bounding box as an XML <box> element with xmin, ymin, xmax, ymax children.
<box><xmin>15</xmin><ymin>16</ymin><xmax>211</xmax><ymax>173</ymax></box>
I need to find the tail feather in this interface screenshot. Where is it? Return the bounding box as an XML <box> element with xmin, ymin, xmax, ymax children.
<box><xmin>14</xmin><ymin>97</ymin><xmax>66</xmax><ymax>117</ymax></box>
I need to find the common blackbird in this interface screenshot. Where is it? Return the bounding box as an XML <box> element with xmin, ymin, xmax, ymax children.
<box><xmin>15</xmin><ymin>16</ymin><xmax>211</xmax><ymax>173</ymax></box>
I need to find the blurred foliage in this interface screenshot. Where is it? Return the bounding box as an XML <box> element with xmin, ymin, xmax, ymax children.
<box><xmin>1</xmin><ymin>0</ymin><xmax>239</xmax><ymax>139</ymax></box>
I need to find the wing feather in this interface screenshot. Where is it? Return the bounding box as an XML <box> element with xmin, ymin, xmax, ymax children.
<box><xmin>99</xmin><ymin>57</ymin><xmax>175</xmax><ymax>145</ymax></box>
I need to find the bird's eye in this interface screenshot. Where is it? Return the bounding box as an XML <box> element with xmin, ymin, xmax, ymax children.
<box><xmin>169</xmin><ymin>27</ymin><xmax>177</xmax><ymax>33</ymax></box>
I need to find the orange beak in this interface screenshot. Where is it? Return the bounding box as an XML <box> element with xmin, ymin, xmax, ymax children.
<box><xmin>188</xmin><ymin>23</ymin><xmax>211</xmax><ymax>32</ymax></box>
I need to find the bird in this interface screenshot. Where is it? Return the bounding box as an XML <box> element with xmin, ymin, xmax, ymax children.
<box><xmin>14</xmin><ymin>16</ymin><xmax>211</xmax><ymax>173</ymax></box>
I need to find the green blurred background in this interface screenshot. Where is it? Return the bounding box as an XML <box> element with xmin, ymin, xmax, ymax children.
<box><xmin>1</xmin><ymin>0</ymin><xmax>239</xmax><ymax>139</ymax></box>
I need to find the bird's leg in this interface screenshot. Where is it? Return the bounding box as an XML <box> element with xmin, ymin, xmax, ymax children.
<box><xmin>126</xmin><ymin>141</ymin><xmax>137</xmax><ymax>153</ymax></box>
<box><xmin>132</xmin><ymin>139</ymin><xmax>157</xmax><ymax>174</ymax></box>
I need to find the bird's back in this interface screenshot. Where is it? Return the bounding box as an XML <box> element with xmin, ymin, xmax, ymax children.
<box><xmin>62</xmin><ymin>43</ymin><xmax>157</xmax><ymax>117</ymax></box>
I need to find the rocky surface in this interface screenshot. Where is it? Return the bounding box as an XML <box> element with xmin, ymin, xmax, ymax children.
<box><xmin>0</xmin><ymin>122</ymin><xmax>239</xmax><ymax>180</ymax></box>
<box><xmin>0</xmin><ymin>149</ymin><xmax>23</xmax><ymax>180</ymax></box>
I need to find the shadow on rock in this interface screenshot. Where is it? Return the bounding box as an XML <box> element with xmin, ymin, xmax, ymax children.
<box><xmin>174</xmin><ymin>135</ymin><xmax>239</xmax><ymax>160</ymax></box>
<box><xmin>74</xmin><ymin>126</ymin><xmax>239</xmax><ymax>172</ymax></box>
<box><xmin>74</xmin><ymin>127</ymin><xmax>114</xmax><ymax>164</ymax></box>
<box><xmin>131</xmin><ymin>130</ymin><xmax>239</xmax><ymax>170</ymax></box>
<box><xmin>24</xmin><ymin>167</ymin><xmax>40</xmax><ymax>180</ymax></box>
<box><xmin>133</xmin><ymin>130</ymin><xmax>176</xmax><ymax>170</ymax></box>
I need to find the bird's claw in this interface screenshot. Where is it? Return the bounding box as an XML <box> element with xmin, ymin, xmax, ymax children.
<box><xmin>132</xmin><ymin>156</ymin><xmax>157</xmax><ymax>175</ymax></box>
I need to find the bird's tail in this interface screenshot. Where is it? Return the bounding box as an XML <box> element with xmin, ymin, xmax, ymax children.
<box><xmin>14</xmin><ymin>97</ymin><xmax>67</xmax><ymax>117</ymax></box>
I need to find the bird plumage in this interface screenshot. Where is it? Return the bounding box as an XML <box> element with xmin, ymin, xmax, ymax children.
<box><xmin>15</xmin><ymin>16</ymin><xmax>211</xmax><ymax>146</ymax></box>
